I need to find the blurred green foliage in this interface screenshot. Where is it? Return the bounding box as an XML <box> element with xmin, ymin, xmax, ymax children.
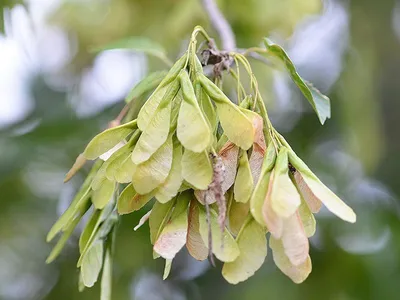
<box><xmin>1</xmin><ymin>0</ymin><xmax>400</xmax><ymax>299</ymax></box>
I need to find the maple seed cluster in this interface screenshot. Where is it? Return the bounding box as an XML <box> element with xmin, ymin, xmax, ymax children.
<box><xmin>46</xmin><ymin>26</ymin><xmax>356</xmax><ymax>293</ymax></box>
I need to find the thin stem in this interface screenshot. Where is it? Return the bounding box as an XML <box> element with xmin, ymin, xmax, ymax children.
<box><xmin>233</xmin><ymin>56</ymin><xmax>242</xmax><ymax>104</ymax></box>
<box><xmin>200</xmin><ymin>0</ymin><xmax>236</xmax><ymax>51</ymax></box>
<box><xmin>243</xmin><ymin>47</ymin><xmax>267</xmax><ymax>56</ymax></box>
<box><xmin>229</xmin><ymin>69</ymin><xmax>246</xmax><ymax>101</ymax></box>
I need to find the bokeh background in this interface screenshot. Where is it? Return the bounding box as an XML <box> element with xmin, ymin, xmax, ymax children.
<box><xmin>1</xmin><ymin>0</ymin><xmax>400</xmax><ymax>299</ymax></box>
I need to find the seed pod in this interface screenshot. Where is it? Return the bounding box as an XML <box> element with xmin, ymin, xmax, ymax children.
<box><xmin>137</xmin><ymin>53</ymin><xmax>187</xmax><ymax>130</ymax></box>
<box><xmin>155</xmin><ymin>139</ymin><xmax>183</xmax><ymax>203</ymax></box>
<box><xmin>249</xmin><ymin>143</ymin><xmax>276</xmax><ymax>226</ymax></box>
<box><xmin>149</xmin><ymin>198</ymin><xmax>177</xmax><ymax>245</ymax></box>
<box><xmin>132</xmin><ymin>134</ymin><xmax>174</xmax><ymax>194</ymax></box>
<box><xmin>186</xmin><ymin>199</ymin><xmax>208</xmax><ymax>261</ymax></box>
<box><xmin>297</xmin><ymin>195</ymin><xmax>316</xmax><ymax>237</ymax></box>
<box><xmin>198</xmin><ymin>205</ymin><xmax>240</xmax><ymax>262</ymax></box>
<box><xmin>262</xmin><ymin>170</ymin><xmax>283</xmax><ymax>238</ymax></box>
<box><xmin>117</xmin><ymin>183</ymin><xmax>154</xmax><ymax>215</ymax></box>
<box><xmin>83</xmin><ymin>119</ymin><xmax>137</xmax><ymax>160</ymax></box>
<box><xmin>177</xmin><ymin>70</ymin><xmax>211</xmax><ymax>152</ymax></box>
<box><xmin>153</xmin><ymin>191</ymin><xmax>190</xmax><ymax>259</ymax></box>
<box><xmin>288</xmin><ymin>150</ymin><xmax>356</xmax><ymax>223</ymax></box>
<box><xmin>193</xmin><ymin>55</ymin><xmax>218</xmax><ymax>134</ymax></box>
<box><xmin>222</xmin><ymin>217</ymin><xmax>267</xmax><ymax>284</ymax></box>
<box><xmin>269</xmin><ymin>147</ymin><xmax>301</xmax><ymax>218</ymax></box>
<box><xmin>132</xmin><ymin>80</ymin><xmax>179</xmax><ymax>164</ymax></box>
<box><xmin>241</xmin><ymin>110</ymin><xmax>266</xmax><ymax>184</ymax></box>
<box><xmin>280</xmin><ymin>211</ymin><xmax>309</xmax><ymax>266</ymax></box>
<box><xmin>234</xmin><ymin>150</ymin><xmax>253</xmax><ymax>203</ymax></box>
<box><xmin>198</xmin><ymin>73</ymin><xmax>254</xmax><ymax>150</ymax></box>
<box><xmin>181</xmin><ymin>149</ymin><xmax>213</xmax><ymax>190</ymax></box>
<box><xmin>228</xmin><ymin>195</ymin><xmax>250</xmax><ymax>236</ymax></box>
<box><xmin>194</xmin><ymin>141</ymin><xmax>238</xmax><ymax>205</ymax></box>
<box><xmin>92</xmin><ymin>180</ymin><xmax>115</xmax><ymax>209</ymax></box>
<box><xmin>105</xmin><ymin>144</ymin><xmax>132</xmax><ymax>181</ymax></box>
<box><xmin>269</xmin><ymin>236</ymin><xmax>312</xmax><ymax>284</ymax></box>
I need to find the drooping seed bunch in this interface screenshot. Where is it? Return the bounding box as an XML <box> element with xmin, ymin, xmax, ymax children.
<box><xmin>46</xmin><ymin>26</ymin><xmax>356</xmax><ymax>296</ymax></box>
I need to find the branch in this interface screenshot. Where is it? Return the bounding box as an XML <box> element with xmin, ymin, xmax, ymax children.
<box><xmin>200</xmin><ymin>0</ymin><xmax>236</xmax><ymax>51</ymax></box>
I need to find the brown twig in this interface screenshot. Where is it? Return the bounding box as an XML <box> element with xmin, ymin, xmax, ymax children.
<box><xmin>200</xmin><ymin>0</ymin><xmax>236</xmax><ymax>51</ymax></box>
<box><xmin>108</xmin><ymin>103</ymin><xmax>130</xmax><ymax>128</ymax></box>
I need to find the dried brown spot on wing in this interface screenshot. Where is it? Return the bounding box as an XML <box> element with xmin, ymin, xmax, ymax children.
<box><xmin>293</xmin><ymin>171</ymin><xmax>322</xmax><ymax>213</ymax></box>
<box><xmin>248</xmin><ymin>113</ymin><xmax>266</xmax><ymax>185</ymax></box>
<box><xmin>187</xmin><ymin>200</ymin><xmax>208</xmax><ymax>260</ymax></box>
<box><xmin>281</xmin><ymin>211</ymin><xmax>309</xmax><ymax>266</ymax></box>
<box><xmin>249</xmin><ymin>144</ymin><xmax>265</xmax><ymax>185</ymax></box>
<box><xmin>218</xmin><ymin>141</ymin><xmax>239</xmax><ymax>193</ymax></box>
<box><xmin>262</xmin><ymin>171</ymin><xmax>283</xmax><ymax>238</ymax></box>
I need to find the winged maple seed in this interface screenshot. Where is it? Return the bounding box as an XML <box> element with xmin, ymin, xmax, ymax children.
<box><xmin>46</xmin><ymin>26</ymin><xmax>356</xmax><ymax>298</ymax></box>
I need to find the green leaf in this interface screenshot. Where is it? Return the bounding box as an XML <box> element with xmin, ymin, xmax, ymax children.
<box><xmin>117</xmin><ymin>183</ymin><xmax>153</xmax><ymax>215</ymax></box>
<box><xmin>198</xmin><ymin>73</ymin><xmax>254</xmax><ymax>150</ymax></box>
<box><xmin>137</xmin><ymin>53</ymin><xmax>187</xmax><ymax>130</ymax></box>
<box><xmin>83</xmin><ymin>120</ymin><xmax>137</xmax><ymax>160</ymax></box>
<box><xmin>132</xmin><ymin>81</ymin><xmax>179</xmax><ymax>164</ymax></box>
<box><xmin>269</xmin><ymin>147</ymin><xmax>301</xmax><ymax>218</ymax></box>
<box><xmin>263</xmin><ymin>38</ymin><xmax>330</xmax><ymax>124</ymax></box>
<box><xmin>186</xmin><ymin>200</ymin><xmax>208</xmax><ymax>261</ymax></box>
<box><xmin>132</xmin><ymin>134</ymin><xmax>174</xmax><ymax>194</ymax></box>
<box><xmin>177</xmin><ymin>70</ymin><xmax>211</xmax><ymax>152</ymax></box>
<box><xmin>155</xmin><ymin>141</ymin><xmax>183</xmax><ymax>203</ymax></box>
<box><xmin>125</xmin><ymin>71</ymin><xmax>168</xmax><ymax>103</ymax></box>
<box><xmin>250</xmin><ymin>143</ymin><xmax>276</xmax><ymax>226</ymax></box>
<box><xmin>149</xmin><ymin>199</ymin><xmax>176</xmax><ymax>245</ymax></box>
<box><xmin>163</xmin><ymin>259</ymin><xmax>173</xmax><ymax>280</ymax></box>
<box><xmin>92</xmin><ymin>36</ymin><xmax>169</xmax><ymax>63</ymax></box>
<box><xmin>234</xmin><ymin>151</ymin><xmax>253</xmax><ymax>203</ymax></box>
<box><xmin>269</xmin><ymin>237</ymin><xmax>312</xmax><ymax>284</ymax></box>
<box><xmin>92</xmin><ymin>180</ymin><xmax>115</xmax><ymax>209</ymax></box>
<box><xmin>198</xmin><ymin>206</ymin><xmax>240</xmax><ymax>262</ymax></box>
<box><xmin>289</xmin><ymin>150</ymin><xmax>356</xmax><ymax>223</ymax></box>
<box><xmin>181</xmin><ymin>149</ymin><xmax>213</xmax><ymax>190</ymax></box>
<box><xmin>81</xmin><ymin>240</ymin><xmax>104</xmax><ymax>288</ymax></box>
<box><xmin>222</xmin><ymin>218</ymin><xmax>267</xmax><ymax>284</ymax></box>
<box><xmin>154</xmin><ymin>191</ymin><xmax>190</xmax><ymax>259</ymax></box>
